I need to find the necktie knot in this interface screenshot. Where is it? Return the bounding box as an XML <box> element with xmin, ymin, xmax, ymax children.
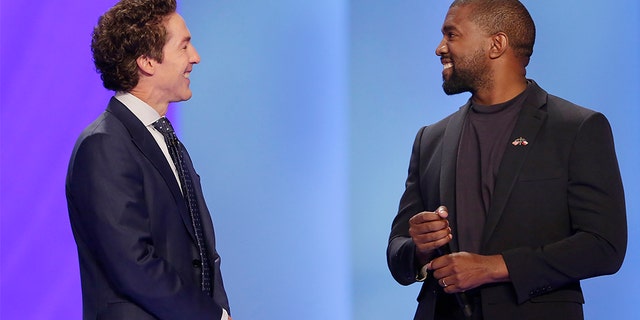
<box><xmin>152</xmin><ymin>117</ymin><xmax>176</xmax><ymax>136</ymax></box>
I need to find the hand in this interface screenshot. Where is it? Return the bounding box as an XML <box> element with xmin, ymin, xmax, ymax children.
<box><xmin>409</xmin><ymin>206</ymin><xmax>452</xmax><ymax>265</ymax></box>
<box><xmin>428</xmin><ymin>252</ymin><xmax>509</xmax><ymax>293</ymax></box>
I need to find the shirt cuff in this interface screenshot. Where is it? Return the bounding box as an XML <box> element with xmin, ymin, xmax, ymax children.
<box><xmin>415</xmin><ymin>264</ymin><xmax>429</xmax><ymax>282</ymax></box>
<box><xmin>221</xmin><ymin>309</ymin><xmax>229</xmax><ymax>320</ymax></box>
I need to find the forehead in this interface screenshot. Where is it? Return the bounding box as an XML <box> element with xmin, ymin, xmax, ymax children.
<box><xmin>442</xmin><ymin>5</ymin><xmax>481</xmax><ymax>33</ymax></box>
<box><xmin>163</xmin><ymin>12</ymin><xmax>190</xmax><ymax>42</ymax></box>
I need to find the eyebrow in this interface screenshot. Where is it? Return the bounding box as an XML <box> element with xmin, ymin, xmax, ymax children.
<box><xmin>170</xmin><ymin>35</ymin><xmax>191</xmax><ymax>48</ymax></box>
<box><xmin>441</xmin><ymin>25</ymin><xmax>458</xmax><ymax>34</ymax></box>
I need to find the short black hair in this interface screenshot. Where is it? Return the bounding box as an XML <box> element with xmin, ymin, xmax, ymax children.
<box><xmin>451</xmin><ymin>0</ymin><xmax>536</xmax><ymax>62</ymax></box>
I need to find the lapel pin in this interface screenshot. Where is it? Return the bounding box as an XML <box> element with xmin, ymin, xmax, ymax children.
<box><xmin>511</xmin><ymin>137</ymin><xmax>529</xmax><ymax>146</ymax></box>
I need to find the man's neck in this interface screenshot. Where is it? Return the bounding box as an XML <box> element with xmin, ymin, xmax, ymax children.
<box><xmin>471</xmin><ymin>78</ymin><xmax>528</xmax><ymax>106</ymax></box>
<box><xmin>128</xmin><ymin>87</ymin><xmax>169</xmax><ymax>116</ymax></box>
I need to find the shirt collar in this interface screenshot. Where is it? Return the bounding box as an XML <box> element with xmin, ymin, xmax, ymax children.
<box><xmin>114</xmin><ymin>92</ymin><xmax>162</xmax><ymax>127</ymax></box>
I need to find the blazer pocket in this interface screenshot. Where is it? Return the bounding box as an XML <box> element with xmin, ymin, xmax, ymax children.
<box><xmin>529</xmin><ymin>288</ymin><xmax>584</xmax><ymax>304</ymax></box>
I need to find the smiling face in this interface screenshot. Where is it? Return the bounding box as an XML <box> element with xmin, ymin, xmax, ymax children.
<box><xmin>151</xmin><ymin>13</ymin><xmax>201</xmax><ymax>104</ymax></box>
<box><xmin>435</xmin><ymin>5</ymin><xmax>492</xmax><ymax>96</ymax></box>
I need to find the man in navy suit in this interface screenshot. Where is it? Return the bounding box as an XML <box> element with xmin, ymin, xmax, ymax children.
<box><xmin>387</xmin><ymin>0</ymin><xmax>627</xmax><ymax>319</ymax></box>
<box><xmin>66</xmin><ymin>0</ymin><xmax>231</xmax><ymax>319</ymax></box>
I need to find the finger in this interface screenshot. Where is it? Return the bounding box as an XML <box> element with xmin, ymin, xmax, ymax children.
<box><xmin>443</xmin><ymin>284</ymin><xmax>459</xmax><ymax>294</ymax></box>
<box><xmin>439</xmin><ymin>277</ymin><xmax>453</xmax><ymax>289</ymax></box>
<box><xmin>414</xmin><ymin>230</ymin><xmax>453</xmax><ymax>255</ymax></box>
<box><xmin>409</xmin><ymin>220</ymin><xmax>450</xmax><ymax>237</ymax></box>
<box><xmin>412</xmin><ymin>226</ymin><xmax>451</xmax><ymax>244</ymax></box>
<box><xmin>441</xmin><ymin>278</ymin><xmax>467</xmax><ymax>294</ymax></box>
<box><xmin>409</xmin><ymin>211</ymin><xmax>438</xmax><ymax>224</ymax></box>
<box><xmin>434</xmin><ymin>272</ymin><xmax>456</xmax><ymax>293</ymax></box>
<box><xmin>426</xmin><ymin>247</ymin><xmax>456</xmax><ymax>272</ymax></box>
<box><xmin>409</xmin><ymin>212</ymin><xmax>449</xmax><ymax>232</ymax></box>
<box><xmin>435</xmin><ymin>206</ymin><xmax>449</xmax><ymax>218</ymax></box>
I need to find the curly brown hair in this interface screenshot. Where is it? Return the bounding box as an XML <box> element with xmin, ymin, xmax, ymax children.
<box><xmin>91</xmin><ymin>0</ymin><xmax>177</xmax><ymax>92</ymax></box>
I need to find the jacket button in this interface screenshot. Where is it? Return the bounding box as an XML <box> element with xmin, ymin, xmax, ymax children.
<box><xmin>192</xmin><ymin>259</ymin><xmax>202</xmax><ymax>268</ymax></box>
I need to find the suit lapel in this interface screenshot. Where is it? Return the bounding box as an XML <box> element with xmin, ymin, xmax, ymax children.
<box><xmin>440</xmin><ymin>102</ymin><xmax>470</xmax><ymax>253</ymax></box>
<box><xmin>481</xmin><ymin>84</ymin><xmax>549</xmax><ymax>249</ymax></box>
<box><xmin>106</xmin><ymin>97</ymin><xmax>198</xmax><ymax>241</ymax></box>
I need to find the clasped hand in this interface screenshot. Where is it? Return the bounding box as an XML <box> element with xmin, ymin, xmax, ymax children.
<box><xmin>409</xmin><ymin>206</ymin><xmax>509</xmax><ymax>293</ymax></box>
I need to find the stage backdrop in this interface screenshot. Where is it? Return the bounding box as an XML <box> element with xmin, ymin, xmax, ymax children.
<box><xmin>1</xmin><ymin>0</ymin><xmax>638</xmax><ymax>319</ymax></box>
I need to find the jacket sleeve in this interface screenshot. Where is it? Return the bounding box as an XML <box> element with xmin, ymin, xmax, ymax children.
<box><xmin>503</xmin><ymin>112</ymin><xmax>627</xmax><ymax>304</ymax></box>
<box><xmin>387</xmin><ymin>126</ymin><xmax>429</xmax><ymax>285</ymax></box>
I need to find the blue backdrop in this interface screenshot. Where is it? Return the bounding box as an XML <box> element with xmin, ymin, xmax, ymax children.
<box><xmin>1</xmin><ymin>1</ymin><xmax>638</xmax><ymax>319</ymax></box>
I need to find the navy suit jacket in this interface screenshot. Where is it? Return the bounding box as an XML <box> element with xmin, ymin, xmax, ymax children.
<box><xmin>387</xmin><ymin>81</ymin><xmax>627</xmax><ymax>320</ymax></box>
<box><xmin>66</xmin><ymin>97</ymin><xmax>229</xmax><ymax>319</ymax></box>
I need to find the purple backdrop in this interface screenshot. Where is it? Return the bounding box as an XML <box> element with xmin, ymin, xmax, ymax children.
<box><xmin>1</xmin><ymin>1</ymin><xmax>114</xmax><ymax>318</ymax></box>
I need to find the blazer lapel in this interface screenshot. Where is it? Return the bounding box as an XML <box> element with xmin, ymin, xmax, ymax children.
<box><xmin>481</xmin><ymin>84</ymin><xmax>549</xmax><ymax>249</ymax></box>
<box><xmin>440</xmin><ymin>102</ymin><xmax>471</xmax><ymax>253</ymax></box>
<box><xmin>106</xmin><ymin>98</ymin><xmax>198</xmax><ymax>241</ymax></box>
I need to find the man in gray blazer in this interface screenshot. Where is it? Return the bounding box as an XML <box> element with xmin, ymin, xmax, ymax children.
<box><xmin>387</xmin><ymin>1</ymin><xmax>627</xmax><ymax>319</ymax></box>
<box><xmin>66</xmin><ymin>0</ymin><xmax>230</xmax><ymax>318</ymax></box>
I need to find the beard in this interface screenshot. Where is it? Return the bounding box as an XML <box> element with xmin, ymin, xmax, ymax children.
<box><xmin>442</xmin><ymin>48</ymin><xmax>491</xmax><ymax>95</ymax></box>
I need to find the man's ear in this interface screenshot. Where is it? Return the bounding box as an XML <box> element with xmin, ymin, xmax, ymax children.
<box><xmin>136</xmin><ymin>55</ymin><xmax>155</xmax><ymax>75</ymax></box>
<box><xmin>489</xmin><ymin>32</ymin><xmax>508</xmax><ymax>59</ymax></box>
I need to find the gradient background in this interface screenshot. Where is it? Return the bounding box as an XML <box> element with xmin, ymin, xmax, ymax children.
<box><xmin>1</xmin><ymin>0</ymin><xmax>638</xmax><ymax>319</ymax></box>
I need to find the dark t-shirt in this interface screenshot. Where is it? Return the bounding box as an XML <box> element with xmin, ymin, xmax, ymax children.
<box><xmin>455</xmin><ymin>85</ymin><xmax>531</xmax><ymax>253</ymax></box>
